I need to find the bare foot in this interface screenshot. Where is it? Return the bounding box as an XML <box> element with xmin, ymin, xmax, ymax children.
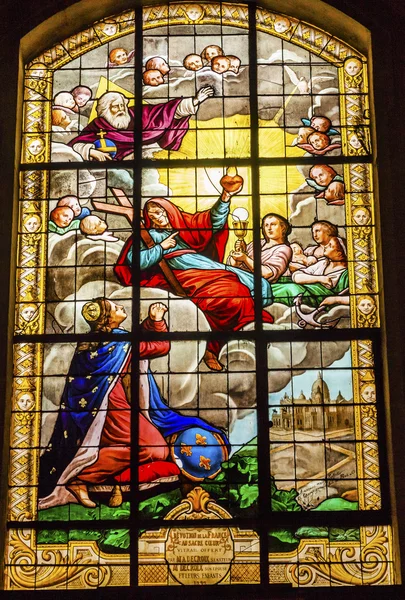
<box><xmin>203</xmin><ymin>350</ymin><xmax>224</xmax><ymax>371</ymax></box>
<box><xmin>67</xmin><ymin>481</ymin><xmax>96</xmax><ymax>508</ymax></box>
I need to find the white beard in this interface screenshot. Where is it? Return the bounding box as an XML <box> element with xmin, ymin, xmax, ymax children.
<box><xmin>101</xmin><ymin>107</ymin><xmax>131</xmax><ymax>130</ymax></box>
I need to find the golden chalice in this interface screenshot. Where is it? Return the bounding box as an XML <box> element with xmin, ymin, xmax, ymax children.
<box><xmin>232</xmin><ymin>207</ymin><xmax>249</xmax><ymax>251</ymax></box>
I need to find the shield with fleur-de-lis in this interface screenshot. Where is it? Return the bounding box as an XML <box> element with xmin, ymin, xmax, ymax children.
<box><xmin>169</xmin><ymin>427</ymin><xmax>228</xmax><ymax>481</ymax></box>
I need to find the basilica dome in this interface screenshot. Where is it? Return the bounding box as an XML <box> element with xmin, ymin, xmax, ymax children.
<box><xmin>311</xmin><ymin>372</ymin><xmax>331</xmax><ymax>404</ymax></box>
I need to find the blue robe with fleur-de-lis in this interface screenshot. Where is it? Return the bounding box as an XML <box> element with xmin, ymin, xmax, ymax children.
<box><xmin>39</xmin><ymin>330</ymin><xmax>130</xmax><ymax>498</ymax></box>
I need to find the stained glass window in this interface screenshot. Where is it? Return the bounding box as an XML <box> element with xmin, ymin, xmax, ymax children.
<box><xmin>5</xmin><ymin>2</ymin><xmax>396</xmax><ymax>591</ymax></box>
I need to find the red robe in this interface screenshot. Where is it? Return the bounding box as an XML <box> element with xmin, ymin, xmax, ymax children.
<box><xmin>115</xmin><ymin>199</ymin><xmax>273</xmax><ymax>356</ymax></box>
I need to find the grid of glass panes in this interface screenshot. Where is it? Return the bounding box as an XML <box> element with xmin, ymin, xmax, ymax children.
<box><xmin>6</xmin><ymin>2</ymin><xmax>394</xmax><ymax>592</ymax></box>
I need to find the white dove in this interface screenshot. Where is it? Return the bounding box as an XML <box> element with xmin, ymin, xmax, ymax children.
<box><xmin>284</xmin><ymin>65</ymin><xmax>336</xmax><ymax>95</ymax></box>
<box><xmin>284</xmin><ymin>64</ymin><xmax>310</xmax><ymax>94</ymax></box>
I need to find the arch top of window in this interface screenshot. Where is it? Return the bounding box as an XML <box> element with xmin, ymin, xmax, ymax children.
<box><xmin>21</xmin><ymin>1</ymin><xmax>370</xmax><ymax>69</ymax></box>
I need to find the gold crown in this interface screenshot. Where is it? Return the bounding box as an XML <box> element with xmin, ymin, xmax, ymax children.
<box><xmin>82</xmin><ymin>301</ymin><xmax>101</xmax><ymax>323</ymax></box>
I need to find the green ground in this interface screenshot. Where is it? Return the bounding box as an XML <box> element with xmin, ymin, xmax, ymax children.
<box><xmin>38</xmin><ymin>439</ymin><xmax>359</xmax><ymax>553</ymax></box>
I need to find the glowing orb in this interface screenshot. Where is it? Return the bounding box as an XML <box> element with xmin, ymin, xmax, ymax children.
<box><xmin>232</xmin><ymin>207</ymin><xmax>249</xmax><ymax>222</ymax></box>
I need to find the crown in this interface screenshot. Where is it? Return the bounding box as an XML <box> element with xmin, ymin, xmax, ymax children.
<box><xmin>82</xmin><ymin>301</ymin><xmax>101</xmax><ymax>323</ymax></box>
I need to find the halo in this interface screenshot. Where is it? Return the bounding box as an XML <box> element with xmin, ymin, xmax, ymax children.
<box><xmin>82</xmin><ymin>301</ymin><xmax>101</xmax><ymax>323</ymax></box>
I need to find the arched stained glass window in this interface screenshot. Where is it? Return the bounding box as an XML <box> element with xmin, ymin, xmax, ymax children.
<box><xmin>5</xmin><ymin>2</ymin><xmax>396</xmax><ymax>591</ymax></box>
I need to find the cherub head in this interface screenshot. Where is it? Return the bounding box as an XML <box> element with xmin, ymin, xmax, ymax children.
<box><xmin>211</xmin><ymin>55</ymin><xmax>230</xmax><ymax>74</ymax></box>
<box><xmin>307</xmin><ymin>131</ymin><xmax>330</xmax><ymax>150</ymax></box>
<box><xmin>309</xmin><ymin>164</ymin><xmax>337</xmax><ymax>187</ymax></box>
<box><xmin>20</xmin><ymin>304</ymin><xmax>38</xmax><ymax>322</ymax></box>
<box><xmin>293</xmin><ymin>126</ymin><xmax>314</xmax><ymax>146</ymax></box>
<box><xmin>80</xmin><ymin>215</ymin><xmax>108</xmax><ymax>235</ymax></box>
<box><xmin>357</xmin><ymin>295</ymin><xmax>375</xmax><ymax>315</ymax></box>
<box><xmin>183</xmin><ymin>54</ymin><xmax>203</xmax><ymax>71</ymax></box>
<box><xmin>27</xmin><ymin>137</ymin><xmax>45</xmax><ymax>157</ymax></box>
<box><xmin>53</xmin><ymin>91</ymin><xmax>76</xmax><ymax>110</ymax></box>
<box><xmin>360</xmin><ymin>383</ymin><xmax>376</xmax><ymax>403</ymax></box>
<box><xmin>71</xmin><ymin>86</ymin><xmax>92</xmax><ymax>107</ymax></box>
<box><xmin>324</xmin><ymin>181</ymin><xmax>345</xmax><ymax>203</ymax></box>
<box><xmin>109</xmin><ymin>47</ymin><xmax>129</xmax><ymax>66</ymax></box>
<box><xmin>143</xmin><ymin>69</ymin><xmax>164</xmax><ymax>86</ymax></box>
<box><xmin>16</xmin><ymin>391</ymin><xmax>35</xmax><ymax>411</ymax></box>
<box><xmin>145</xmin><ymin>56</ymin><xmax>170</xmax><ymax>75</ymax></box>
<box><xmin>353</xmin><ymin>206</ymin><xmax>371</xmax><ymax>226</ymax></box>
<box><xmin>201</xmin><ymin>45</ymin><xmax>224</xmax><ymax>63</ymax></box>
<box><xmin>348</xmin><ymin>131</ymin><xmax>364</xmax><ymax>150</ymax></box>
<box><xmin>344</xmin><ymin>57</ymin><xmax>363</xmax><ymax>77</ymax></box>
<box><xmin>23</xmin><ymin>213</ymin><xmax>41</xmax><ymax>233</ymax></box>
<box><xmin>50</xmin><ymin>206</ymin><xmax>74</xmax><ymax>228</ymax></box>
<box><xmin>274</xmin><ymin>16</ymin><xmax>291</xmax><ymax>34</ymax></box>
<box><xmin>227</xmin><ymin>55</ymin><xmax>241</xmax><ymax>74</ymax></box>
<box><xmin>185</xmin><ymin>4</ymin><xmax>204</xmax><ymax>22</ymax></box>
<box><xmin>17</xmin><ymin>304</ymin><xmax>39</xmax><ymax>334</ymax></box>
<box><xmin>100</xmin><ymin>20</ymin><xmax>117</xmax><ymax>37</ymax></box>
<box><xmin>51</xmin><ymin>109</ymin><xmax>71</xmax><ymax>129</ymax></box>
<box><xmin>353</xmin><ymin>206</ymin><xmax>371</xmax><ymax>225</ymax></box>
<box><xmin>310</xmin><ymin>116</ymin><xmax>332</xmax><ymax>133</ymax></box>
<box><xmin>57</xmin><ymin>195</ymin><xmax>82</xmax><ymax>217</ymax></box>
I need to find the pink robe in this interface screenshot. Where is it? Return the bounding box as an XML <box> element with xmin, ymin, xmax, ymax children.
<box><xmin>243</xmin><ymin>240</ymin><xmax>292</xmax><ymax>281</ymax></box>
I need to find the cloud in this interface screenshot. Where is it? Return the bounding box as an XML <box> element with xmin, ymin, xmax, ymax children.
<box><xmin>261</xmin><ymin>48</ymin><xmax>307</xmax><ymax>64</ymax></box>
<box><xmin>50</xmin><ymin>169</ymin><xmax>97</xmax><ymax>199</ymax></box>
<box><xmin>141</xmin><ymin>168</ymin><xmax>172</xmax><ymax>200</ymax></box>
<box><xmin>107</xmin><ymin>169</ymin><xmax>134</xmax><ymax>195</ymax></box>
